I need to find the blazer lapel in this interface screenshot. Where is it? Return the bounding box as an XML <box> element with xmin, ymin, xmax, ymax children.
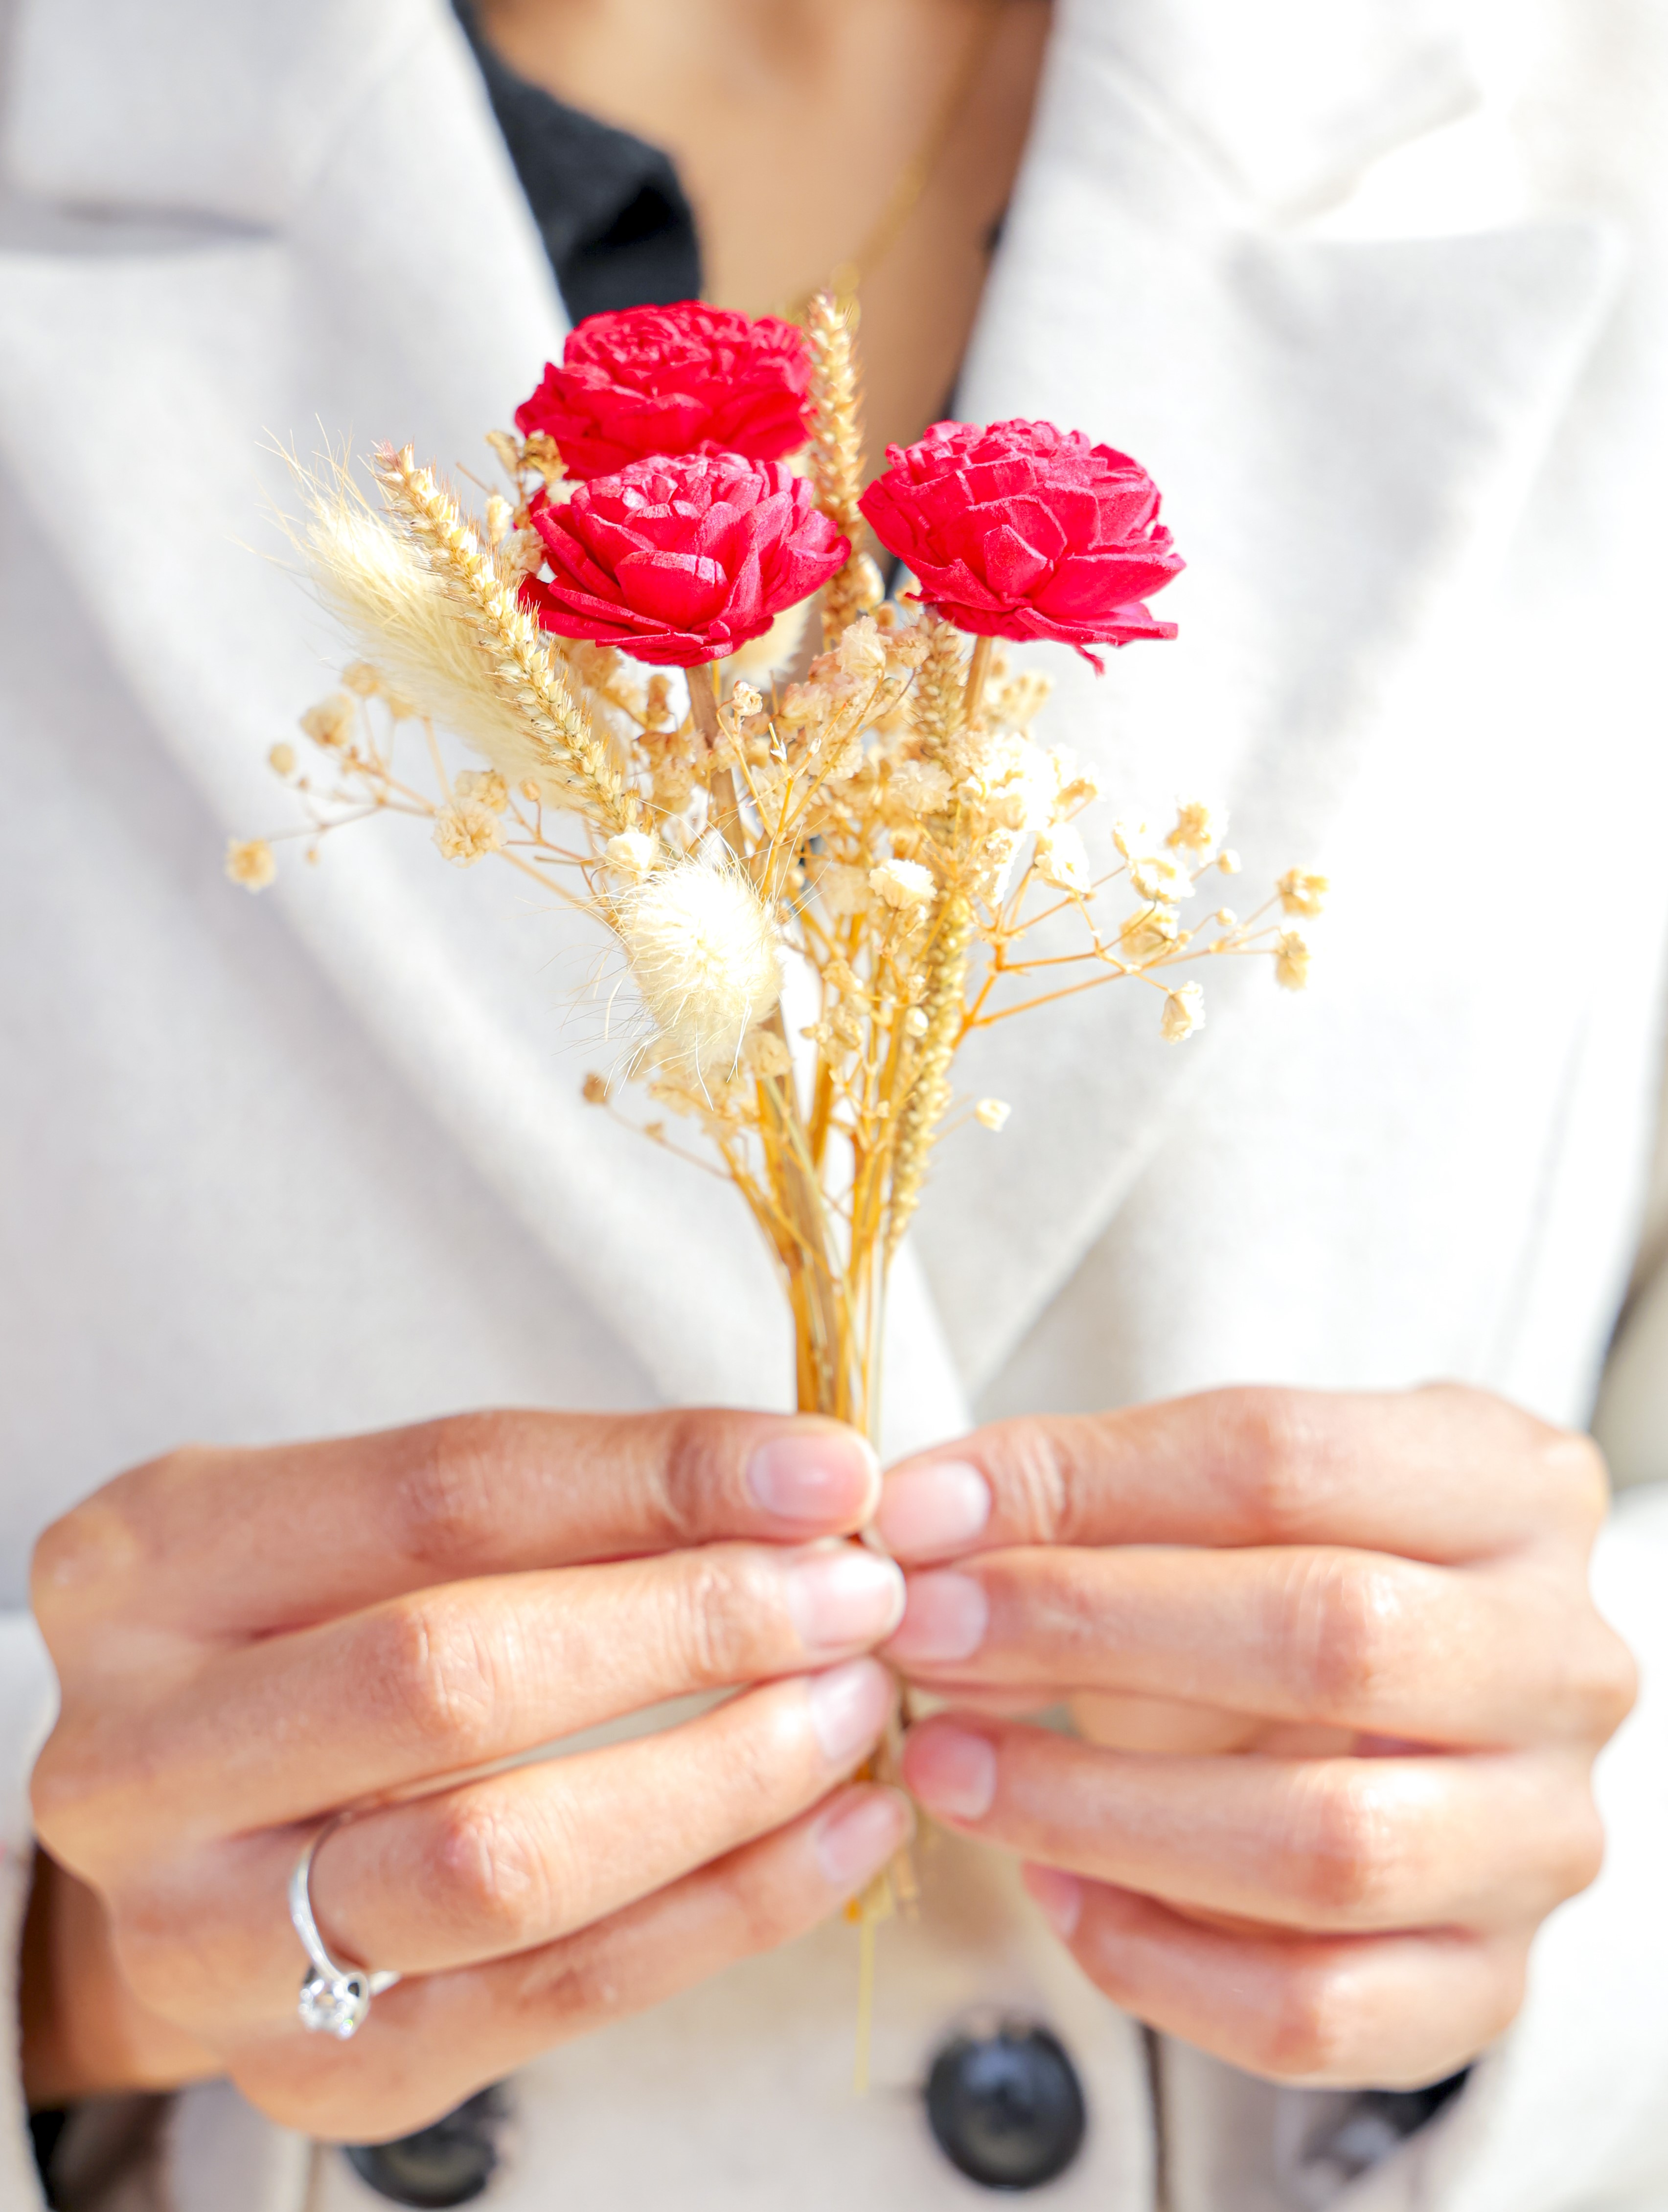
<box><xmin>918</xmin><ymin>0</ymin><xmax>1624</xmax><ymax>1393</ymax></box>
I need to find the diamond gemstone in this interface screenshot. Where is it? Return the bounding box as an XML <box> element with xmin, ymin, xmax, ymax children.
<box><xmin>299</xmin><ymin>1970</ymin><xmax>371</xmax><ymax>2039</ymax></box>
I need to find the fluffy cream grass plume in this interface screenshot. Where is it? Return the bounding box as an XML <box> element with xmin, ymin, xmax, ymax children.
<box><xmin>293</xmin><ymin>455</ymin><xmax>631</xmax><ymax>832</ymax></box>
<box><xmin>616</xmin><ymin>858</ymin><xmax>783</xmax><ymax>1083</ymax></box>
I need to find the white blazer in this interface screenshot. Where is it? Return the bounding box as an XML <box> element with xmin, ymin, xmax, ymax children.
<box><xmin>1</xmin><ymin>0</ymin><xmax>1667</xmax><ymax>2206</ymax></box>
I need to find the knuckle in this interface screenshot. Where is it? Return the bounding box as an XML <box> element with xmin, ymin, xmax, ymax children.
<box><xmin>1548</xmin><ymin>1787</ymin><xmax>1608</xmax><ymax>1902</ymax></box>
<box><xmin>28</xmin><ymin>1731</ymin><xmax>99</xmax><ymax>1857</ymax></box>
<box><xmin>646</xmin><ymin>1411</ymin><xmax>741</xmax><ymax>1546</ymax></box>
<box><xmin>1544</xmin><ymin>1429</ymin><xmax>1611</xmax><ymax>1527</ymax></box>
<box><xmin>365</xmin><ymin>1597</ymin><xmax>504</xmax><ymax>1759</ymax></box>
<box><xmin>1221</xmin><ymin>1388</ymin><xmax>1326</xmax><ymax>1537</ymax></box>
<box><xmin>423</xmin><ymin>1793</ymin><xmax>556</xmax><ymax>1949</ymax></box>
<box><xmin>1285</xmin><ymin>1769</ymin><xmax>1404</xmax><ymax>1918</ymax></box>
<box><xmin>1561</xmin><ymin>1615</ymin><xmax>1639</xmax><ymax>1741</ymax></box>
<box><xmin>984</xmin><ymin>1418</ymin><xmax>1087</xmax><ymax>1544</ymax></box>
<box><xmin>392</xmin><ymin>1415</ymin><xmax>516</xmax><ymax>1570</ymax></box>
<box><xmin>1255</xmin><ymin>1959</ymin><xmax>1361</xmax><ymax>2080</ymax></box>
<box><xmin>659</xmin><ymin>1553</ymin><xmax>774</xmax><ymax>1687</ymax></box>
<box><xmin>1288</xmin><ymin>1555</ymin><xmax>1403</xmax><ymax>1718</ymax></box>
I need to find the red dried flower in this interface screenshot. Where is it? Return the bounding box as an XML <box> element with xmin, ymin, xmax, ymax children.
<box><xmin>515</xmin><ymin>301</ymin><xmax>814</xmax><ymax>482</ymax></box>
<box><xmin>525</xmin><ymin>452</ymin><xmax>848</xmax><ymax>668</ymax></box>
<box><xmin>858</xmin><ymin>419</ymin><xmax>1184</xmax><ymax>665</ymax></box>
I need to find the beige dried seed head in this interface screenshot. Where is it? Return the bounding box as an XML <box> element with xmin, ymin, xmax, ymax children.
<box><xmin>1277</xmin><ymin>868</ymin><xmax>1329</xmax><ymax>918</ymax></box>
<box><xmin>1161</xmin><ymin>983</ymin><xmax>1206</xmax><ymax>1042</ymax></box>
<box><xmin>225</xmin><ymin>838</ymin><xmax>276</xmax><ymax>892</ymax></box>
<box><xmin>869</xmin><ymin>858</ymin><xmax>935</xmax><ymax>911</ymax></box>
<box><xmin>1275</xmin><ymin>929</ymin><xmax>1312</xmax><ymax>990</ymax></box>
<box><xmin>433</xmin><ymin>800</ymin><xmax>506</xmax><ymax>866</ymax></box>
<box><xmin>616</xmin><ymin>859</ymin><xmax>783</xmax><ymax>1082</ymax></box>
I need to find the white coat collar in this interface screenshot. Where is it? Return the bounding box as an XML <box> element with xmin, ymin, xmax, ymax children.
<box><xmin>0</xmin><ymin>0</ymin><xmax>1621</xmax><ymax>1429</ymax></box>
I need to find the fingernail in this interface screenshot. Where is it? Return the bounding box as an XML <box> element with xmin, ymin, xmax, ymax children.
<box><xmin>814</xmin><ymin>1787</ymin><xmax>914</xmax><ymax>1891</ymax></box>
<box><xmin>885</xmin><ymin>1571</ymin><xmax>989</xmax><ymax>1664</ymax></box>
<box><xmin>875</xmin><ymin>1460</ymin><xmax>991</xmax><ymax>1560</ymax></box>
<box><xmin>1023</xmin><ymin>1863</ymin><xmax>1083</xmax><ymax>1938</ymax></box>
<box><xmin>785</xmin><ymin>1547</ymin><xmax>905</xmax><ymax>1654</ymax></box>
<box><xmin>807</xmin><ymin>1658</ymin><xmax>892</xmax><ymax>1765</ymax></box>
<box><xmin>904</xmin><ymin>1722</ymin><xmax>997</xmax><ymax>1821</ymax></box>
<box><xmin>748</xmin><ymin>1431</ymin><xmax>879</xmax><ymax>1527</ymax></box>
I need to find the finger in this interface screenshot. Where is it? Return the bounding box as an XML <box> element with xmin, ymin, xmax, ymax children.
<box><xmin>881</xmin><ymin>1545</ymin><xmax>1631</xmax><ymax>1748</ymax></box>
<box><xmin>113</xmin><ymin>1660</ymin><xmax>897</xmax><ymax>2029</ymax></box>
<box><xmin>47</xmin><ymin>1544</ymin><xmax>905</xmax><ymax>1851</ymax></box>
<box><xmin>1020</xmin><ymin>1873</ymin><xmax>1526</xmax><ymax>2089</ymax></box>
<box><xmin>899</xmin><ymin>1717</ymin><xmax>1603</xmax><ymax>1934</ymax></box>
<box><xmin>34</xmin><ymin>1410</ymin><xmax>880</xmax><ymax>1642</ymax></box>
<box><xmin>874</xmin><ymin>1385</ymin><xmax>1607</xmax><ymax>1566</ymax></box>
<box><xmin>225</xmin><ymin>1784</ymin><xmax>914</xmax><ymax>2144</ymax></box>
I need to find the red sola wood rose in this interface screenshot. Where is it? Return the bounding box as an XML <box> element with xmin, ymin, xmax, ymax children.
<box><xmin>858</xmin><ymin>419</ymin><xmax>1184</xmax><ymax>667</ymax></box>
<box><xmin>515</xmin><ymin>301</ymin><xmax>814</xmax><ymax>481</ymax></box>
<box><xmin>525</xmin><ymin>451</ymin><xmax>848</xmax><ymax>668</ymax></box>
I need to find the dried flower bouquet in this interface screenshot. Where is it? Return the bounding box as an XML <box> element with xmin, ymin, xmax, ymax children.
<box><xmin>243</xmin><ymin>294</ymin><xmax>1322</xmax><ymax>1455</ymax></box>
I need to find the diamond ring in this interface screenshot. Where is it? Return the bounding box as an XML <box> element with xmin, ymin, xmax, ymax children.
<box><xmin>289</xmin><ymin>1819</ymin><xmax>401</xmax><ymax>2039</ymax></box>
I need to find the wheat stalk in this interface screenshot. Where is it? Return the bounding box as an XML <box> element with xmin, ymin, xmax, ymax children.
<box><xmin>885</xmin><ymin>892</ymin><xmax>975</xmax><ymax>1256</ymax></box>
<box><xmin>372</xmin><ymin>443</ymin><xmax>636</xmax><ymax>835</ymax></box>
<box><xmin>806</xmin><ymin>294</ymin><xmax>881</xmax><ymax>641</ymax></box>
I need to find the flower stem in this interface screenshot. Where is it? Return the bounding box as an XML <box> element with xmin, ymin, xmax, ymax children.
<box><xmin>962</xmin><ymin>634</ymin><xmax>994</xmax><ymax>731</ymax></box>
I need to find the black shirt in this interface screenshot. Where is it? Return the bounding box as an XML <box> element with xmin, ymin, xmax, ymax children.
<box><xmin>453</xmin><ymin>0</ymin><xmax>702</xmax><ymax>321</ymax></box>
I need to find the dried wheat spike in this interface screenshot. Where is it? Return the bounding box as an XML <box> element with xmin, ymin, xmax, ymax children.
<box><xmin>806</xmin><ymin>293</ymin><xmax>881</xmax><ymax>641</ymax></box>
<box><xmin>887</xmin><ymin>891</ymin><xmax>975</xmax><ymax>1255</ymax></box>
<box><xmin>907</xmin><ymin>617</ymin><xmax>967</xmax><ymax>761</ymax></box>
<box><xmin>373</xmin><ymin>443</ymin><xmax>636</xmax><ymax>835</ymax></box>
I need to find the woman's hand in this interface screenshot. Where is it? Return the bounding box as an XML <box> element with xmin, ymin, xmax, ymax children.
<box><xmin>876</xmin><ymin>1384</ymin><xmax>1636</xmax><ymax>2090</ymax></box>
<box><xmin>26</xmin><ymin>1409</ymin><xmax>910</xmax><ymax>2140</ymax></box>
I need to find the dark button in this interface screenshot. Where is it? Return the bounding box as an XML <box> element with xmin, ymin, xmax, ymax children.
<box><xmin>343</xmin><ymin>2088</ymin><xmax>507</xmax><ymax>2208</ymax></box>
<box><xmin>926</xmin><ymin>2020</ymin><xmax>1087</xmax><ymax>2190</ymax></box>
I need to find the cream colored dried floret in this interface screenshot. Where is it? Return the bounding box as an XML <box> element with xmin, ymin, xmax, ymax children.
<box><xmin>974</xmin><ymin>1098</ymin><xmax>1011</xmax><ymax>1132</ymax></box>
<box><xmin>1275</xmin><ymin>929</ymin><xmax>1311</xmax><ymax>990</ymax></box>
<box><xmin>1120</xmin><ymin>903</ymin><xmax>1183</xmax><ymax>961</ymax></box>
<box><xmin>268</xmin><ymin>742</ymin><xmax>296</xmax><ymax>778</ymax></box>
<box><xmin>225</xmin><ymin>838</ymin><xmax>276</xmax><ymax>891</ymax></box>
<box><xmin>433</xmin><ymin>800</ymin><xmax>505</xmax><ymax>865</ymax></box>
<box><xmin>1277</xmin><ymin>868</ymin><xmax>1329</xmax><ymax>918</ymax></box>
<box><xmin>1217</xmin><ymin>848</ymin><xmax>1242</xmax><ymax>876</ymax></box>
<box><xmin>1168</xmin><ymin>801</ymin><xmax>1220</xmax><ymax>855</ymax></box>
<box><xmin>1161</xmin><ymin>982</ymin><xmax>1206</xmax><ymax>1041</ymax></box>
<box><xmin>810</xmin><ymin>858</ymin><xmax>870</xmax><ymax>917</ymax></box>
<box><xmin>743</xmin><ymin>1028</ymin><xmax>793</xmax><ymax>1079</ymax></box>
<box><xmin>603</xmin><ymin>829</ymin><xmax>659</xmax><ymax>879</ymax></box>
<box><xmin>300</xmin><ymin>693</ymin><xmax>355</xmax><ymax>748</ymax></box>
<box><xmin>869</xmin><ymin>857</ymin><xmax>935</xmax><ymax>911</ymax></box>
<box><xmin>836</xmin><ymin>616</ymin><xmax>889</xmax><ymax>682</ymax></box>
<box><xmin>456</xmin><ymin>768</ymin><xmax>510</xmax><ymax>812</ymax></box>
<box><xmin>341</xmin><ymin>662</ymin><xmax>382</xmax><ymax>697</ymax></box>
<box><xmin>1129</xmin><ymin>850</ymin><xmax>1194</xmax><ymax>903</ymax></box>
<box><xmin>888</xmin><ymin>760</ymin><xmax>954</xmax><ymax>817</ymax></box>
<box><xmin>1033</xmin><ymin>824</ymin><xmax>1093</xmax><ymax>893</ymax></box>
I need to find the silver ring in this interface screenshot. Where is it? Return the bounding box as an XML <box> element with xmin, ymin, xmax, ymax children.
<box><xmin>289</xmin><ymin>1819</ymin><xmax>401</xmax><ymax>2040</ymax></box>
